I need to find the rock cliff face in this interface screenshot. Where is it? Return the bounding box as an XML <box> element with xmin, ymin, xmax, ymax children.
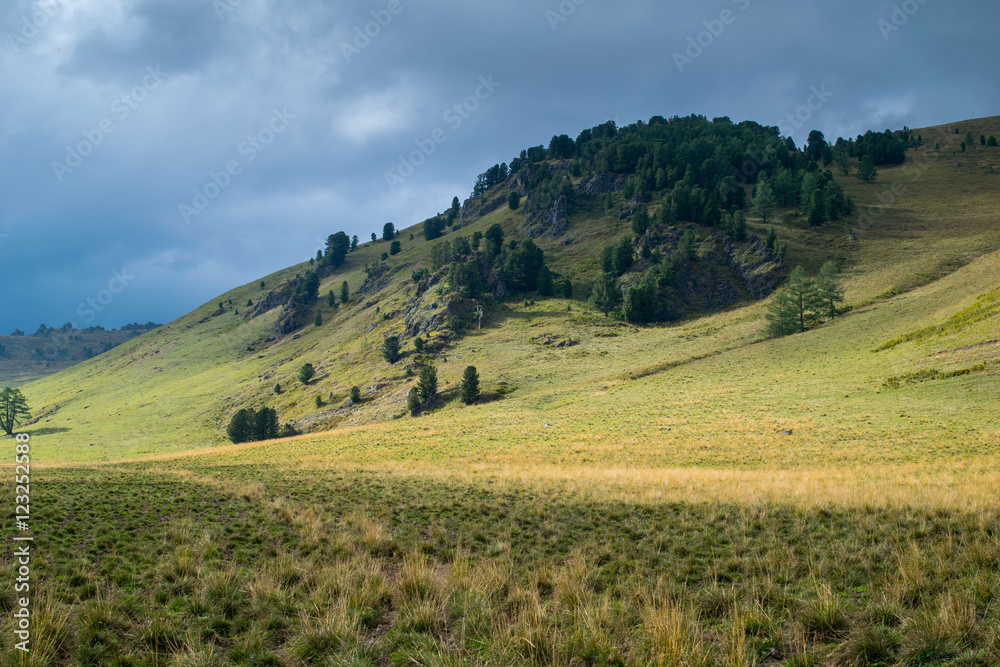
<box><xmin>525</xmin><ymin>194</ymin><xmax>569</xmax><ymax>239</ymax></box>
<box><xmin>576</xmin><ymin>173</ymin><xmax>626</xmax><ymax>196</ymax></box>
<box><xmin>250</xmin><ymin>274</ymin><xmax>311</xmax><ymax>335</ymax></box>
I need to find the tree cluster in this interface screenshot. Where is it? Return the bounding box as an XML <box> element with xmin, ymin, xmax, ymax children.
<box><xmin>765</xmin><ymin>261</ymin><xmax>844</xmax><ymax>336</ymax></box>
<box><xmin>226</xmin><ymin>406</ymin><xmax>291</xmax><ymax>444</ymax></box>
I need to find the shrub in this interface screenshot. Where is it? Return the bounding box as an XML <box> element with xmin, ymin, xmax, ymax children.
<box><xmin>413</xmin><ymin>337</ymin><xmax>424</xmax><ymax>352</ymax></box>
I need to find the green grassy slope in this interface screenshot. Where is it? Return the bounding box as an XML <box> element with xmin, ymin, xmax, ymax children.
<box><xmin>16</xmin><ymin>116</ymin><xmax>1000</xmax><ymax>464</ymax></box>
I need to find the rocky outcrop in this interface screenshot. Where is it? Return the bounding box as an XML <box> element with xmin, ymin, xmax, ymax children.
<box><xmin>577</xmin><ymin>173</ymin><xmax>626</xmax><ymax>196</ymax></box>
<box><xmin>358</xmin><ymin>262</ymin><xmax>396</xmax><ymax>296</ymax></box>
<box><xmin>525</xmin><ymin>194</ymin><xmax>569</xmax><ymax>238</ymax></box>
<box><xmin>459</xmin><ymin>192</ymin><xmax>508</xmax><ymax>225</ymax></box>
<box><xmin>721</xmin><ymin>234</ymin><xmax>785</xmax><ymax>299</ymax></box>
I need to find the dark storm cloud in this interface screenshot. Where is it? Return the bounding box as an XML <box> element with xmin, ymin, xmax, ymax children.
<box><xmin>0</xmin><ymin>0</ymin><xmax>997</xmax><ymax>334</ymax></box>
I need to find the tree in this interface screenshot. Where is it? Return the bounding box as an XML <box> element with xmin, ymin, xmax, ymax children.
<box><xmin>390</xmin><ymin>240</ymin><xmax>402</xmax><ymax>256</ymax></box>
<box><xmin>965</xmin><ymin>131</ymin><xmax>975</xmax><ymax>148</ymax></box>
<box><xmin>631</xmin><ymin>207</ymin><xmax>650</xmax><ymax>235</ymax></box>
<box><xmin>274</xmin><ymin>383</ymin><xmax>282</xmax><ymax>394</ymax></box>
<box><xmin>0</xmin><ymin>387</ymin><xmax>31</xmax><ymax>436</ymax></box>
<box><xmin>327</xmin><ymin>290</ymin><xmax>335</xmax><ymax>307</ymax></box>
<box><xmin>315</xmin><ymin>395</ymin><xmax>324</xmax><ymax>408</ymax></box>
<box><xmin>561</xmin><ymin>278</ymin><xmax>573</xmax><ymax>299</ymax></box>
<box><xmin>407</xmin><ymin>386</ymin><xmax>421</xmax><ymax>416</ymax></box>
<box><xmin>815</xmin><ymin>260</ymin><xmax>844</xmax><ymax>319</ymax></box>
<box><xmin>298</xmin><ymin>363</ymin><xmax>315</xmax><ymax>385</ymax></box>
<box><xmin>461</xmin><ymin>366</ymin><xmax>480</xmax><ymax>405</ymax></box>
<box><xmin>417</xmin><ymin>365</ymin><xmax>438</xmax><ymax>407</ymax></box>
<box><xmin>808</xmin><ymin>189</ymin><xmax>828</xmax><ymax>226</ymax></box>
<box><xmin>989</xmin><ymin>136</ymin><xmax>999</xmax><ymax>147</ymax></box>
<box><xmin>508</xmin><ymin>191</ymin><xmax>521</xmax><ymax>210</ymax></box>
<box><xmin>623</xmin><ymin>278</ymin><xmax>658</xmax><ymax>324</ymax></box>
<box><xmin>314</xmin><ymin>310</ymin><xmax>323</xmax><ymax>327</ymax></box>
<box><xmin>856</xmin><ymin>155</ymin><xmax>878</xmax><ymax>183</ymax></box>
<box><xmin>324</xmin><ymin>232</ymin><xmax>350</xmax><ymax>268</ymax></box>
<box><xmin>382</xmin><ymin>336</ymin><xmax>401</xmax><ymax>363</ymax></box>
<box><xmin>253</xmin><ymin>407</ymin><xmax>279</xmax><ymax>441</ymax></box>
<box><xmin>351</xmin><ymin>235</ymin><xmax>359</xmax><ymax>251</ymax></box>
<box><xmin>784</xmin><ymin>266</ymin><xmax>822</xmax><ymax>331</ymax></box>
<box><xmin>537</xmin><ymin>266</ymin><xmax>554</xmax><ymax>296</ymax></box>
<box><xmin>981</xmin><ymin>135</ymin><xmax>987</xmax><ymax>146</ymax></box>
<box><xmin>806</xmin><ymin>130</ymin><xmax>827</xmax><ymax>161</ymax></box>
<box><xmin>590</xmin><ymin>273</ymin><xmax>621</xmax><ymax>316</ymax></box>
<box><xmin>424</xmin><ymin>217</ymin><xmax>445</xmax><ymax>240</ymax></box>
<box><xmin>485</xmin><ymin>224</ymin><xmax>505</xmax><ymax>256</ymax></box>
<box><xmin>751</xmin><ymin>180</ymin><xmax>777</xmax><ymax>225</ymax></box>
<box><xmin>350</xmin><ymin>386</ymin><xmax>361</xmax><ymax>403</ymax></box>
<box><xmin>833</xmin><ymin>145</ymin><xmax>851</xmax><ymax>176</ymax></box>
<box><xmin>371</xmin><ymin>233</ymin><xmax>377</xmax><ymax>242</ymax></box>
<box><xmin>340</xmin><ymin>281</ymin><xmax>349</xmax><ymax>304</ymax></box>
<box><xmin>383</xmin><ymin>222</ymin><xmax>396</xmax><ymax>241</ymax></box>
<box><xmin>451</xmin><ymin>197</ymin><xmax>461</xmax><ymax>215</ymax></box>
<box><xmin>226</xmin><ymin>408</ymin><xmax>254</xmax><ymax>443</ymax></box>
<box><xmin>764</xmin><ymin>288</ymin><xmax>798</xmax><ymax>337</ymax></box>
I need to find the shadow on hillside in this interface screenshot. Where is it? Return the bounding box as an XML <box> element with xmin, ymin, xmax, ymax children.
<box><xmin>24</xmin><ymin>426</ymin><xmax>72</xmax><ymax>436</ymax></box>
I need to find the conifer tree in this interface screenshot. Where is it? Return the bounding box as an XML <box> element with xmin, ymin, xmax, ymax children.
<box><xmin>815</xmin><ymin>260</ymin><xmax>844</xmax><ymax>319</ymax></box>
<box><xmin>460</xmin><ymin>366</ymin><xmax>480</xmax><ymax>405</ymax></box>
<box><xmin>382</xmin><ymin>336</ymin><xmax>401</xmax><ymax>364</ymax></box>
<box><xmin>417</xmin><ymin>365</ymin><xmax>438</xmax><ymax>407</ymax></box>
<box><xmin>752</xmin><ymin>180</ymin><xmax>777</xmax><ymax>225</ymax></box>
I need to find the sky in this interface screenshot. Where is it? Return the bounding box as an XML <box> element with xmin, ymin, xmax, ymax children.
<box><xmin>1</xmin><ymin>0</ymin><xmax>997</xmax><ymax>333</ymax></box>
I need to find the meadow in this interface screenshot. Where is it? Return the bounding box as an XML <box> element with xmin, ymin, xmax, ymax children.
<box><xmin>2</xmin><ymin>117</ymin><xmax>1000</xmax><ymax>665</ymax></box>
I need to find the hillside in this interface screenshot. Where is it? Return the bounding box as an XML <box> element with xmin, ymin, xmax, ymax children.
<box><xmin>0</xmin><ymin>322</ymin><xmax>159</xmax><ymax>387</ymax></box>
<box><xmin>5</xmin><ymin>115</ymin><xmax>1000</xmax><ymax>665</ymax></box>
<box><xmin>16</xmin><ymin>115</ymin><xmax>1000</xmax><ymax>462</ymax></box>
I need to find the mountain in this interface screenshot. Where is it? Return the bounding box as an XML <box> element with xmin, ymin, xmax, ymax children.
<box><xmin>16</xmin><ymin>114</ymin><xmax>1000</xmax><ymax>463</ymax></box>
<box><xmin>0</xmin><ymin>322</ymin><xmax>160</xmax><ymax>387</ymax></box>
<box><xmin>15</xmin><ymin>114</ymin><xmax>1000</xmax><ymax>666</ymax></box>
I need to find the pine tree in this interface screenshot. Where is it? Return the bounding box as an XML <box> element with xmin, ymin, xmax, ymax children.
<box><xmin>382</xmin><ymin>336</ymin><xmax>401</xmax><ymax>364</ymax></box>
<box><xmin>417</xmin><ymin>365</ymin><xmax>438</xmax><ymax>407</ymax></box>
<box><xmin>537</xmin><ymin>266</ymin><xmax>554</xmax><ymax>296</ymax></box>
<box><xmin>350</xmin><ymin>386</ymin><xmax>361</xmax><ymax>403</ymax></box>
<box><xmin>0</xmin><ymin>387</ymin><xmax>31</xmax><ymax>436</ymax></box>
<box><xmin>752</xmin><ymin>180</ymin><xmax>777</xmax><ymax>225</ymax></box>
<box><xmin>340</xmin><ymin>281</ymin><xmax>349</xmax><ymax>304</ymax></box>
<box><xmin>815</xmin><ymin>260</ymin><xmax>844</xmax><ymax>319</ymax></box>
<box><xmin>314</xmin><ymin>310</ymin><xmax>323</xmax><ymax>327</ymax></box>
<box><xmin>785</xmin><ymin>266</ymin><xmax>820</xmax><ymax>332</ymax></box>
<box><xmin>327</xmin><ymin>290</ymin><xmax>335</xmax><ymax>307</ymax></box>
<box><xmin>407</xmin><ymin>386</ymin><xmax>421</xmax><ymax>416</ymax></box>
<box><xmin>226</xmin><ymin>408</ymin><xmax>254</xmax><ymax>443</ymax></box>
<box><xmin>808</xmin><ymin>189</ymin><xmax>828</xmax><ymax>226</ymax></box>
<box><xmin>508</xmin><ymin>191</ymin><xmax>520</xmax><ymax>210</ymax></box>
<box><xmin>460</xmin><ymin>366</ymin><xmax>480</xmax><ymax>405</ymax></box>
<box><xmin>764</xmin><ymin>289</ymin><xmax>798</xmax><ymax>337</ymax></box>
<box><xmin>254</xmin><ymin>407</ymin><xmax>279</xmax><ymax>441</ymax></box>
<box><xmin>390</xmin><ymin>240</ymin><xmax>402</xmax><ymax>255</ymax></box>
<box><xmin>561</xmin><ymin>278</ymin><xmax>573</xmax><ymax>299</ymax></box>
<box><xmin>274</xmin><ymin>383</ymin><xmax>282</xmax><ymax>394</ymax></box>
<box><xmin>589</xmin><ymin>273</ymin><xmax>621</xmax><ymax>316</ymax></box>
<box><xmin>856</xmin><ymin>156</ymin><xmax>878</xmax><ymax>183</ymax></box>
<box><xmin>382</xmin><ymin>222</ymin><xmax>396</xmax><ymax>241</ymax></box>
<box><xmin>413</xmin><ymin>337</ymin><xmax>425</xmax><ymax>352</ymax></box>
<box><xmin>298</xmin><ymin>363</ymin><xmax>315</xmax><ymax>385</ymax></box>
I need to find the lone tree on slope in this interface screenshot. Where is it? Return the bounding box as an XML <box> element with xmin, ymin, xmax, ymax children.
<box><xmin>0</xmin><ymin>387</ymin><xmax>31</xmax><ymax>436</ymax></box>
<box><xmin>461</xmin><ymin>366</ymin><xmax>480</xmax><ymax>405</ymax></box>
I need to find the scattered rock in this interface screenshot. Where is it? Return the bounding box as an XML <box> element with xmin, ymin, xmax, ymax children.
<box><xmin>779</xmin><ymin>429</ymin><xmax>793</xmax><ymax>436</ymax></box>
